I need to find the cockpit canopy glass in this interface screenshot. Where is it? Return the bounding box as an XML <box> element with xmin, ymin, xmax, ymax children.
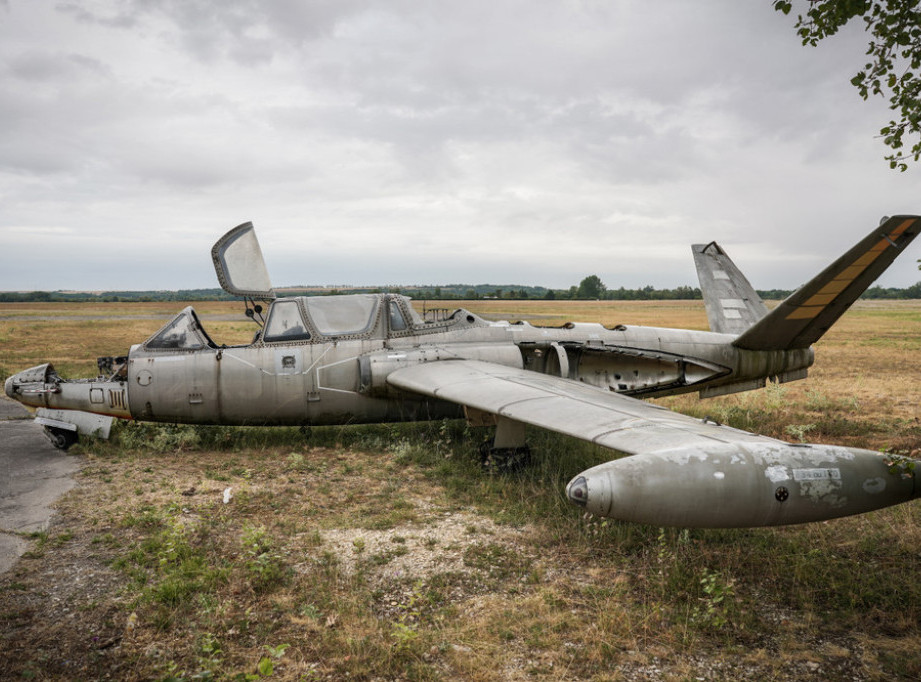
<box><xmin>404</xmin><ymin>300</ymin><xmax>425</xmax><ymax>326</ymax></box>
<box><xmin>264</xmin><ymin>299</ymin><xmax>311</xmax><ymax>342</ymax></box>
<box><xmin>211</xmin><ymin>222</ymin><xmax>276</xmax><ymax>299</ymax></box>
<box><xmin>304</xmin><ymin>294</ymin><xmax>379</xmax><ymax>336</ymax></box>
<box><xmin>389</xmin><ymin>301</ymin><xmax>407</xmax><ymax>331</ymax></box>
<box><xmin>145</xmin><ymin>308</ymin><xmax>215</xmax><ymax>350</ymax></box>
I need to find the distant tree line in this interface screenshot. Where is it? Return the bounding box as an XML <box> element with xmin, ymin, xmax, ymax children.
<box><xmin>4</xmin><ymin>278</ymin><xmax>921</xmax><ymax>303</ymax></box>
<box><xmin>863</xmin><ymin>283</ymin><xmax>921</xmax><ymax>299</ymax></box>
<box><xmin>0</xmin><ymin>289</ymin><xmax>236</xmax><ymax>303</ymax></box>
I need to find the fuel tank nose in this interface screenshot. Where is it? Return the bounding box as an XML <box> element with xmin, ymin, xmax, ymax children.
<box><xmin>566</xmin><ymin>470</ymin><xmax>614</xmax><ymax>517</ymax></box>
<box><xmin>566</xmin><ymin>476</ymin><xmax>588</xmax><ymax>507</ymax></box>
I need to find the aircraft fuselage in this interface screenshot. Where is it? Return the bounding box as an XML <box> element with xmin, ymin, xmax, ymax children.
<box><xmin>4</xmin><ymin>294</ymin><xmax>813</xmax><ymax>428</ymax></box>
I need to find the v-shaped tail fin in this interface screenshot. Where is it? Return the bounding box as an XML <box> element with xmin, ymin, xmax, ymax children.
<box><xmin>733</xmin><ymin>215</ymin><xmax>920</xmax><ymax>351</ymax></box>
<box><xmin>693</xmin><ymin>241</ymin><xmax>769</xmax><ymax>335</ymax></box>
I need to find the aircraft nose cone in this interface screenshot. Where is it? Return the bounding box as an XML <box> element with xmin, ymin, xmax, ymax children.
<box><xmin>566</xmin><ymin>468</ymin><xmax>615</xmax><ymax>517</ymax></box>
<box><xmin>566</xmin><ymin>475</ymin><xmax>588</xmax><ymax>507</ymax></box>
<box><xmin>4</xmin><ymin>375</ymin><xmax>14</xmax><ymax>400</ymax></box>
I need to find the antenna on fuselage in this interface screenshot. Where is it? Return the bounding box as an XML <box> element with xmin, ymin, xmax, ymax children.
<box><xmin>243</xmin><ymin>297</ymin><xmax>266</xmax><ymax>326</ymax></box>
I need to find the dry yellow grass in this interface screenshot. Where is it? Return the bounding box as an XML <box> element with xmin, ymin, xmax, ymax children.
<box><xmin>0</xmin><ymin>301</ymin><xmax>258</xmax><ymax>377</ymax></box>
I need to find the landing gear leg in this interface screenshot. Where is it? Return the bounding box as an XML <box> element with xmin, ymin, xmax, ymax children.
<box><xmin>44</xmin><ymin>426</ymin><xmax>78</xmax><ymax>451</ymax></box>
<box><xmin>480</xmin><ymin>416</ymin><xmax>531</xmax><ymax>473</ymax></box>
<box><xmin>479</xmin><ymin>440</ymin><xmax>531</xmax><ymax>473</ymax></box>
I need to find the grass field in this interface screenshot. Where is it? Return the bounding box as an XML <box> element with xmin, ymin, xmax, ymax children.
<box><xmin>1</xmin><ymin>299</ymin><xmax>921</xmax><ymax>680</ymax></box>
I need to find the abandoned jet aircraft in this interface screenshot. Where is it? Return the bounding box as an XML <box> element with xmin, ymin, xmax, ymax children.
<box><xmin>6</xmin><ymin>216</ymin><xmax>921</xmax><ymax>528</ymax></box>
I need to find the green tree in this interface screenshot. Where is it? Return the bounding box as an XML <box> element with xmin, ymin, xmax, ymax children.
<box><xmin>577</xmin><ymin>275</ymin><xmax>606</xmax><ymax>299</ymax></box>
<box><xmin>774</xmin><ymin>0</ymin><xmax>921</xmax><ymax>170</ymax></box>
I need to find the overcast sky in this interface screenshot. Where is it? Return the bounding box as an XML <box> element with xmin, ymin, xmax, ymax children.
<box><xmin>1</xmin><ymin>1</ymin><xmax>919</xmax><ymax>292</ymax></box>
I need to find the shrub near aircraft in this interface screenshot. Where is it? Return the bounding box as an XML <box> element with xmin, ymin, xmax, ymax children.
<box><xmin>6</xmin><ymin>217</ymin><xmax>921</xmax><ymax>528</ymax></box>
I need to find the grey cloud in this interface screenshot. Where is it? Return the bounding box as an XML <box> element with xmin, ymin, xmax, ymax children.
<box><xmin>42</xmin><ymin>0</ymin><xmax>869</xmax><ymax>188</ymax></box>
<box><xmin>55</xmin><ymin>1</ymin><xmax>139</xmax><ymax>28</ymax></box>
<box><xmin>6</xmin><ymin>51</ymin><xmax>110</xmax><ymax>81</ymax></box>
<box><xmin>1</xmin><ymin>0</ymin><xmax>918</xmax><ymax>292</ymax></box>
<box><xmin>55</xmin><ymin>0</ymin><xmax>373</xmax><ymax>63</ymax></box>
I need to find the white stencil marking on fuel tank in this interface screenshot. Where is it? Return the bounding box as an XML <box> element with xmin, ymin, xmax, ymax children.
<box><xmin>792</xmin><ymin>468</ymin><xmax>841</xmax><ymax>482</ymax></box>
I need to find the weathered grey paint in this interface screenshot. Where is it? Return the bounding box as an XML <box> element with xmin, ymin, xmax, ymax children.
<box><xmin>693</xmin><ymin>240</ymin><xmax>769</xmax><ymax>335</ymax></box>
<box><xmin>566</xmin><ymin>443</ymin><xmax>920</xmax><ymax>527</ymax></box>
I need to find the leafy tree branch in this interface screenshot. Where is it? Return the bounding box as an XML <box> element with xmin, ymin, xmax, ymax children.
<box><xmin>774</xmin><ymin>0</ymin><xmax>921</xmax><ymax>170</ymax></box>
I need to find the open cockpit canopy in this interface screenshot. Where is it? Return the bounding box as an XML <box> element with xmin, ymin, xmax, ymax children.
<box><xmin>211</xmin><ymin>222</ymin><xmax>276</xmax><ymax>300</ymax></box>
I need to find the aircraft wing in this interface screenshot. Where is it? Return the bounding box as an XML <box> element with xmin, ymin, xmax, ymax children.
<box><xmin>387</xmin><ymin>359</ymin><xmax>781</xmax><ymax>455</ymax></box>
<box><xmin>387</xmin><ymin>359</ymin><xmax>918</xmax><ymax>528</ymax></box>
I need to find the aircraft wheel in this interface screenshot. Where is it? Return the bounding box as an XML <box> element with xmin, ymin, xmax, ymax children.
<box><xmin>45</xmin><ymin>426</ymin><xmax>78</xmax><ymax>451</ymax></box>
<box><xmin>479</xmin><ymin>439</ymin><xmax>531</xmax><ymax>473</ymax></box>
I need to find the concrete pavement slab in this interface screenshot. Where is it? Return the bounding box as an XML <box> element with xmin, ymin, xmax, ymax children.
<box><xmin>0</xmin><ymin>395</ymin><xmax>29</xmax><ymax>420</ymax></box>
<box><xmin>0</xmin><ymin>397</ymin><xmax>81</xmax><ymax>574</ymax></box>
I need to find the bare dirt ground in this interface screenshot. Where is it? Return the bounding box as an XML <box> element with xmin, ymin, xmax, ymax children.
<box><xmin>0</xmin><ymin>447</ymin><xmax>893</xmax><ymax>681</ymax></box>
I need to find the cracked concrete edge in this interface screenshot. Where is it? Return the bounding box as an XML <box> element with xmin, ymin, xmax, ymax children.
<box><xmin>0</xmin><ymin>534</ymin><xmax>29</xmax><ymax>575</ymax></box>
<box><xmin>0</xmin><ymin>395</ymin><xmax>31</xmax><ymax>420</ymax></box>
<box><xmin>0</xmin><ymin>399</ymin><xmax>82</xmax><ymax>576</ymax></box>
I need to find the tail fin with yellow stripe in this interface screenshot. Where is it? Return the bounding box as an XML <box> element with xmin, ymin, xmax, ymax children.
<box><xmin>733</xmin><ymin>215</ymin><xmax>920</xmax><ymax>351</ymax></box>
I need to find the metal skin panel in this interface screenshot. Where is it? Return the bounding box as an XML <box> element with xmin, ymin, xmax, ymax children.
<box><xmin>567</xmin><ymin>442</ymin><xmax>919</xmax><ymax>528</ymax></box>
<box><xmin>4</xmin><ymin>363</ymin><xmax>132</xmax><ymax>420</ymax></box>
<box><xmin>124</xmin><ymin>339</ymin><xmax>464</xmax><ymax>427</ymax></box>
<box><xmin>363</xmin><ymin>344</ymin><xmax>524</xmax><ymax>397</ymax></box>
<box><xmin>128</xmin><ymin>352</ymin><xmax>215</xmax><ymax>423</ymax></box>
<box><xmin>387</xmin><ymin>360</ymin><xmax>781</xmax><ymax>456</ymax></box>
<box><xmin>36</xmin><ymin>408</ymin><xmax>114</xmax><ymax>438</ymax></box>
<box><xmin>10</xmin><ymin>363</ymin><xmax>55</xmax><ymax>384</ymax></box>
<box><xmin>693</xmin><ymin>241</ymin><xmax>769</xmax><ymax>335</ymax></box>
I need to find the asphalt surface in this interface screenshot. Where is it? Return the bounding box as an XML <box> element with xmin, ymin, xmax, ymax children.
<box><xmin>0</xmin><ymin>396</ymin><xmax>81</xmax><ymax>575</ymax></box>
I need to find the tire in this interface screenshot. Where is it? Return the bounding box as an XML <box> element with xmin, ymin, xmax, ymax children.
<box><xmin>45</xmin><ymin>427</ymin><xmax>78</xmax><ymax>451</ymax></box>
<box><xmin>479</xmin><ymin>439</ymin><xmax>531</xmax><ymax>474</ymax></box>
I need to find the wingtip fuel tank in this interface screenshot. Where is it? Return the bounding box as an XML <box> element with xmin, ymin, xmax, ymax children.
<box><xmin>566</xmin><ymin>443</ymin><xmax>919</xmax><ymax>528</ymax></box>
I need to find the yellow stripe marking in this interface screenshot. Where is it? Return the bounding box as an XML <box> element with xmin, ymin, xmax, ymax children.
<box><xmin>851</xmin><ymin>252</ymin><xmax>880</xmax><ymax>267</ymax></box>
<box><xmin>888</xmin><ymin>218</ymin><xmax>915</xmax><ymax>238</ymax></box>
<box><xmin>784</xmin><ymin>219</ymin><xmax>915</xmax><ymax>322</ymax></box>
<box><xmin>814</xmin><ymin>279</ymin><xmax>850</xmax><ymax>296</ymax></box>
<box><xmin>837</xmin><ymin>265</ymin><xmax>866</xmax><ymax>280</ymax></box>
<box><xmin>803</xmin><ymin>293</ymin><xmax>837</xmax><ymax>306</ymax></box>
<box><xmin>786</xmin><ymin>306</ymin><xmax>822</xmax><ymax>320</ymax></box>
